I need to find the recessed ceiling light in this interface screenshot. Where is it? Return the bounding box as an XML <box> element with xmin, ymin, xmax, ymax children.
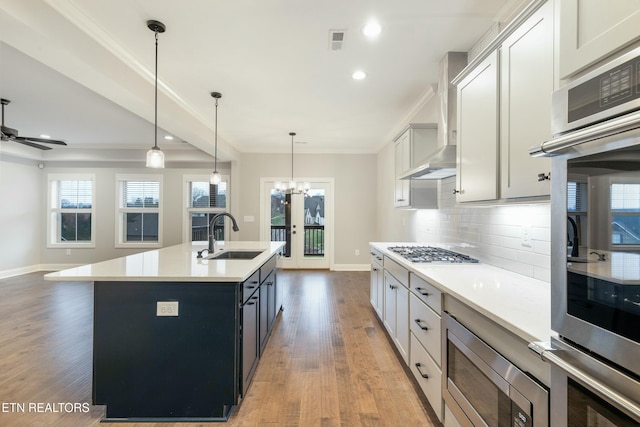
<box><xmin>352</xmin><ymin>70</ymin><xmax>367</xmax><ymax>80</ymax></box>
<box><xmin>362</xmin><ymin>21</ymin><xmax>381</xmax><ymax>38</ymax></box>
<box><xmin>40</xmin><ymin>134</ymin><xmax>51</xmax><ymax>139</ymax></box>
<box><xmin>164</xmin><ymin>135</ymin><xmax>174</xmax><ymax>140</ymax></box>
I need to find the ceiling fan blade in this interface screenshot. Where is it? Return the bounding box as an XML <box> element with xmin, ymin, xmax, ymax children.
<box><xmin>16</xmin><ymin>136</ymin><xmax>67</xmax><ymax>145</ymax></box>
<box><xmin>14</xmin><ymin>139</ymin><xmax>53</xmax><ymax>150</ymax></box>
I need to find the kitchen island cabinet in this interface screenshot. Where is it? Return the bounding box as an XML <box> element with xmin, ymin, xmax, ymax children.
<box><xmin>45</xmin><ymin>241</ymin><xmax>284</xmax><ymax>422</ymax></box>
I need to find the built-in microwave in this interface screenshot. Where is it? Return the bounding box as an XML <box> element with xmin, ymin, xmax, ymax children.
<box><xmin>443</xmin><ymin>313</ymin><xmax>549</xmax><ymax>427</ymax></box>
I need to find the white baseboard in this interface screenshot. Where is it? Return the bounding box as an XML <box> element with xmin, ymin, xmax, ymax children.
<box><xmin>0</xmin><ymin>264</ymin><xmax>84</xmax><ymax>280</ymax></box>
<box><xmin>0</xmin><ymin>265</ymin><xmax>40</xmax><ymax>280</ymax></box>
<box><xmin>331</xmin><ymin>264</ymin><xmax>371</xmax><ymax>272</ymax></box>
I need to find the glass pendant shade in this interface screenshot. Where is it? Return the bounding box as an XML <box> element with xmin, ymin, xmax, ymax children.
<box><xmin>210</xmin><ymin>171</ymin><xmax>221</xmax><ymax>185</ymax></box>
<box><xmin>146</xmin><ymin>146</ymin><xmax>165</xmax><ymax>168</ymax></box>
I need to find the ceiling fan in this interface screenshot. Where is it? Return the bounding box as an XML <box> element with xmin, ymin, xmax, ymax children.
<box><xmin>1</xmin><ymin>98</ymin><xmax>67</xmax><ymax>150</ymax></box>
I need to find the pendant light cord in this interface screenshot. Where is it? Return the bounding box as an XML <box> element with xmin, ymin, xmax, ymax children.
<box><xmin>214</xmin><ymin>97</ymin><xmax>218</xmax><ymax>172</ymax></box>
<box><xmin>154</xmin><ymin>31</ymin><xmax>159</xmax><ymax>150</ymax></box>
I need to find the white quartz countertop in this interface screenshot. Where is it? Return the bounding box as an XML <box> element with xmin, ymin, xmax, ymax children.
<box><xmin>44</xmin><ymin>241</ymin><xmax>284</xmax><ymax>283</ymax></box>
<box><xmin>371</xmin><ymin>242</ymin><xmax>552</xmax><ymax>343</ymax></box>
<box><xmin>568</xmin><ymin>250</ymin><xmax>640</xmax><ymax>284</ymax></box>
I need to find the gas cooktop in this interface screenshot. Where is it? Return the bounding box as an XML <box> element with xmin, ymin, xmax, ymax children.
<box><xmin>388</xmin><ymin>246</ymin><xmax>479</xmax><ymax>264</ymax></box>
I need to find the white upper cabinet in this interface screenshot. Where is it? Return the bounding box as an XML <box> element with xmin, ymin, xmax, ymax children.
<box><xmin>394</xmin><ymin>129</ymin><xmax>412</xmax><ymax>208</ymax></box>
<box><xmin>559</xmin><ymin>0</ymin><xmax>640</xmax><ymax>79</ymax></box>
<box><xmin>500</xmin><ymin>1</ymin><xmax>552</xmax><ymax>199</ymax></box>
<box><xmin>456</xmin><ymin>50</ymin><xmax>499</xmax><ymax>203</ymax></box>
<box><xmin>455</xmin><ymin>0</ymin><xmax>553</xmax><ymax>203</ymax></box>
<box><xmin>393</xmin><ymin>124</ymin><xmax>438</xmax><ymax>208</ymax></box>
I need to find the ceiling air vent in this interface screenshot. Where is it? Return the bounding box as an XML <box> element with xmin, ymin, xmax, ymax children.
<box><xmin>329</xmin><ymin>30</ymin><xmax>346</xmax><ymax>51</ymax></box>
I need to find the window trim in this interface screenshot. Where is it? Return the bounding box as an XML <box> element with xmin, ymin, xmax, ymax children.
<box><xmin>47</xmin><ymin>173</ymin><xmax>96</xmax><ymax>249</ymax></box>
<box><xmin>115</xmin><ymin>174</ymin><xmax>163</xmax><ymax>249</ymax></box>
<box><xmin>182</xmin><ymin>174</ymin><xmax>229</xmax><ymax>243</ymax></box>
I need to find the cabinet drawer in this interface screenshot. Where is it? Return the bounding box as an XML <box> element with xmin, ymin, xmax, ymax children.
<box><xmin>384</xmin><ymin>256</ymin><xmax>409</xmax><ymax>288</ymax></box>
<box><xmin>260</xmin><ymin>255</ymin><xmax>277</xmax><ymax>283</ymax></box>
<box><xmin>370</xmin><ymin>247</ymin><xmax>384</xmax><ymax>267</ymax></box>
<box><xmin>242</xmin><ymin>270</ymin><xmax>260</xmax><ymax>302</ymax></box>
<box><xmin>410</xmin><ymin>292</ymin><xmax>441</xmax><ymax>366</ymax></box>
<box><xmin>410</xmin><ymin>273</ymin><xmax>442</xmax><ymax>314</ymax></box>
<box><xmin>409</xmin><ymin>333</ymin><xmax>443</xmax><ymax>422</ymax></box>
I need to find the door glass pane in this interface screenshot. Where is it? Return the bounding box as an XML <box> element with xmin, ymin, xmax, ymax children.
<box><xmin>303</xmin><ymin>189</ymin><xmax>325</xmax><ymax>257</ymax></box>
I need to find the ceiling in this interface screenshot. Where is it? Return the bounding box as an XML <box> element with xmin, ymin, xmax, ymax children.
<box><xmin>0</xmin><ymin>0</ymin><xmax>519</xmax><ymax>162</ymax></box>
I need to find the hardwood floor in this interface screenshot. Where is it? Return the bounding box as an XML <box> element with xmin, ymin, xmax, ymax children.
<box><xmin>0</xmin><ymin>270</ymin><xmax>439</xmax><ymax>427</ymax></box>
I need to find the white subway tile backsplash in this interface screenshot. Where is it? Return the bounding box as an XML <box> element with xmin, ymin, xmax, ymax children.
<box><xmin>414</xmin><ymin>202</ymin><xmax>551</xmax><ymax>281</ymax></box>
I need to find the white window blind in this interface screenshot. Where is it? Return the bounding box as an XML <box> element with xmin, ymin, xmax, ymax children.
<box><xmin>54</xmin><ymin>180</ymin><xmax>93</xmax><ymax>209</ymax></box>
<box><xmin>567</xmin><ymin>181</ymin><xmax>587</xmax><ymax>212</ymax></box>
<box><xmin>121</xmin><ymin>181</ymin><xmax>160</xmax><ymax>208</ymax></box>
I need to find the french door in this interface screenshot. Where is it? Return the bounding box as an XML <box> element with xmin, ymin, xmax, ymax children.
<box><xmin>261</xmin><ymin>179</ymin><xmax>333</xmax><ymax>269</ymax></box>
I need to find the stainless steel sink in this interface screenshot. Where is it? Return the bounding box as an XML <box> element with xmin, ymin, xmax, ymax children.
<box><xmin>207</xmin><ymin>250</ymin><xmax>264</xmax><ymax>260</ymax></box>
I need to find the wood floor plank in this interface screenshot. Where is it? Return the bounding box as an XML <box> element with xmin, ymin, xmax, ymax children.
<box><xmin>0</xmin><ymin>270</ymin><xmax>439</xmax><ymax>427</ymax></box>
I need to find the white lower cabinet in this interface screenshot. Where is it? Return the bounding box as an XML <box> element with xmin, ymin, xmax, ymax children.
<box><xmin>409</xmin><ymin>333</ymin><xmax>443</xmax><ymax>421</ymax></box>
<box><xmin>395</xmin><ymin>284</ymin><xmax>409</xmax><ymax>364</ymax></box>
<box><xmin>369</xmin><ymin>249</ymin><xmax>443</xmax><ymax>421</ymax></box>
<box><xmin>383</xmin><ymin>270</ymin><xmax>410</xmax><ymax>364</ymax></box>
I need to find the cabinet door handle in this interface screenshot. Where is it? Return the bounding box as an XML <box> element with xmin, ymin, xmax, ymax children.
<box><xmin>246</xmin><ymin>285</ymin><xmax>256</xmax><ymax>290</ymax></box>
<box><xmin>245</xmin><ymin>301</ymin><xmax>256</xmax><ymax>306</ymax></box>
<box><xmin>267</xmin><ymin>281</ymin><xmax>273</xmax><ymax>286</ymax></box>
<box><xmin>389</xmin><ymin>284</ymin><xmax>396</xmax><ymax>290</ymax></box>
<box><xmin>415</xmin><ymin>287</ymin><xmax>430</xmax><ymax>297</ymax></box>
<box><xmin>415</xmin><ymin>363</ymin><xmax>429</xmax><ymax>379</ymax></box>
<box><xmin>397</xmin><ymin>198</ymin><xmax>405</xmax><ymax>202</ymax></box>
<box><xmin>452</xmin><ymin>189</ymin><xmax>460</xmax><ymax>194</ymax></box>
<box><xmin>537</xmin><ymin>172</ymin><xmax>551</xmax><ymax>181</ymax></box>
<box><xmin>414</xmin><ymin>319</ymin><xmax>429</xmax><ymax>331</ymax></box>
<box><xmin>372</xmin><ymin>268</ymin><xmax>378</xmax><ymax>272</ymax></box>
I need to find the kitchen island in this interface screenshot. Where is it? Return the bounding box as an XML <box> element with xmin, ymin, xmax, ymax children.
<box><xmin>45</xmin><ymin>241</ymin><xmax>284</xmax><ymax>422</ymax></box>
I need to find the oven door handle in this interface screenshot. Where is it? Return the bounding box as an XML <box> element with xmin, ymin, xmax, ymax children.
<box><xmin>530</xmin><ymin>110</ymin><xmax>640</xmax><ymax>157</ymax></box>
<box><xmin>529</xmin><ymin>342</ymin><xmax>640</xmax><ymax>420</ymax></box>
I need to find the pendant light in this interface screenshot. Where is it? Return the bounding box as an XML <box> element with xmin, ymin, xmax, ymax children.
<box><xmin>146</xmin><ymin>20</ymin><xmax>166</xmax><ymax>168</ymax></box>
<box><xmin>209</xmin><ymin>91</ymin><xmax>222</xmax><ymax>185</ymax></box>
<box><xmin>275</xmin><ymin>132</ymin><xmax>309</xmax><ymax>194</ymax></box>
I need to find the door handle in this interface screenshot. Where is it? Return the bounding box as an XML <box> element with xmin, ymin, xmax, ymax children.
<box><xmin>414</xmin><ymin>319</ymin><xmax>429</xmax><ymax>331</ymax></box>
<box><xmin>414</xmin><ymin>363</ymin><xmax>429</xmax><ymax>379</ymax></box>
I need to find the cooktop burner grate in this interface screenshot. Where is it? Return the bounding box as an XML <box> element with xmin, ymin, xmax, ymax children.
<box><xmin>388</xmin><ymin>246</ymin><xmax>479</xmax><ymax>263</ymax></box>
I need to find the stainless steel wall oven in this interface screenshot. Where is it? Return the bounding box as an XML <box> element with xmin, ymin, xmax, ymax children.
<box><xmin>443</xmin><ymin>313</ymin><xmax>549</xmax><ymax>427</ymax></box>
<box><xmin>529</xmin><ymin>45</ymin><xmax>640</xmax><ymax>425</ymax></box>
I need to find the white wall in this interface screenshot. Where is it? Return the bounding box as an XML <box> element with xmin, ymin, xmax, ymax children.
<box><xmin>37</xmin><ymin>162</ymin><xmax>232</xmax><ymax>267</ymax></box>
<box><xmin>236</xmin><ymin>152</ymin><xmax>377</xmax><ymax>268</ymax></box>
<box><xmin>0</xmin><ymin>154</ymin><xmax>42</xmax><ymax>276</ymax></box>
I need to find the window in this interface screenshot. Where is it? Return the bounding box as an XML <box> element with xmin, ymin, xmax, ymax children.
<box><xmin>184</xmin><ymin>175</ymin><xmax>228</xmax><ymax>243</ymax></box>
<box><xmin>611</xmin><ymin>183</ymin><xmax>640</xmax><ymax>246</ymax></box>
<box><xmin>116</xmin><ymin>175</ymin><xmax>162</xmax><ymax>247</ymax></box>
<box><xmin>48</xmin><ymin>174</ymin><xmax>95</xmax><ymax>247</ymax></box>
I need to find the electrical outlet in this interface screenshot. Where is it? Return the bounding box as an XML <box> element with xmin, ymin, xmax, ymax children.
<box><xmin>521</xmin><ymin>226</ymin><xmax>532</xmax><ymax>247</ymax></box>
<box><xmin>355</xmin><ymin>249</ymin><xmax>360</xmax><ymax>256</ymax></box>
<box><xmin>157</xmin><ymin>301</ymin><xmax>179</xmax><ymax>317</ymax></box>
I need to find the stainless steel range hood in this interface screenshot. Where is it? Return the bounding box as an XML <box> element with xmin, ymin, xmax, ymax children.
<box><xmin>401</xmin><ymin>52</ymin><xmax>467</xmax><ymax>180</ymax></box>
<box><xmin>400</xmin><ymin>145</ymin><xmax>457</xmax><ymax>179</ymax></box>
